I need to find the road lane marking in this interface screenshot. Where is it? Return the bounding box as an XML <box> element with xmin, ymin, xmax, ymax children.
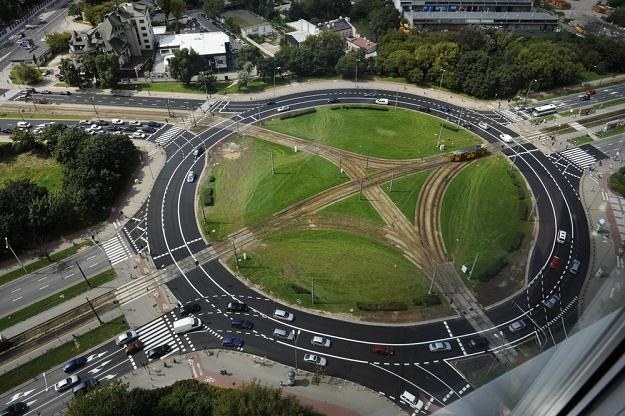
<box><xmin>39</xmin><ymin>285</ymin><xmax>49</xmax><ymax>290</ymax></box>
<box><xmin>37</xmin><ymin>276</ymin><xmax>48</xmax><ymax>282</ymax></box>
<box><xmin>12</xmin><ymin>296</ymin><xmax>22</xmax><ymax>302</ymax></box>
<box><xmin>10</xmin><ymin>288</ymin><xmax>21</xmax><ymax>293</ymax></box>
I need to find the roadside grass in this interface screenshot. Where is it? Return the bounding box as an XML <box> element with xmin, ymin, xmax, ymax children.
<box><xmin>0</xmin><ymin>316</ymin><xmax>128</xmax><ymax>394</ymax></box>
<box><xmin>0</xmin><ymin>113</ymin><xmax>83</xmax><ymax>120</ymax></box>
<box><xmin>609</xmin><ymin>166</ymin><xmax>625</xmax><ymax>197</ymax></box>
<box><xmin>0</xmin><ymin>269</ymin><xmax>116</xmax><ymax>332</ymax></box>
<box><xmin>593</xmin><ymin>97</ymin><xmax>625</xmax><ymax>110</ymax></box>
<box><xmin>599</xmin><ymin>124</ymin><xmax>625</xmax><ymax>138</ymax></box>
<box><xmin>580</xmin><ymin>70</ymin><xmax>616</xmax><ymax>82</ymax></box>
<box><xmin>0</xmin><ymin>241</ymin><xmax>93</xmax><ymax>286</ymax></box>
<box><xmin>230</xmin><ymin>229</ymin><xmax>430</xmax><ymax>313</ymax></box>
<box><xmin>263</xmin><ymin>106</ymin><xmax>478</xmax><ymax>159</ymax></box>
<box><xmin>0</xmin><ymin>151</ymin><xmax>64</xmax><ymax>193</ymax></box>
<box><xmin>115</xmin><ymin>81</ymin><xmax>228</xmax><ymax>94</ymax></box>
<box><xmin>441</xmin><ymin>155</ymin><xmax>532</xmax><ymax>283</ymax></box>
<box><xmin>317</xmin><ymin>194</ymin><xmax>384</xmax><ymax>224</ymax></box>
<box><xmin>382</xmin><ymin>170</ymin><xmax>433</xmax><ymax>224</ymax></box>
<box><xmin>529</xmin><ymin>114</ymin><xmax>557</xmax><ymax>125</ymax></box>
<box><xmin>568</xmin><ymin>135</ymin><xmax>593</xmax><ymax>146</ymax></box>
<box><xmin>222</xmin><ymin>79</ymin><xmax>286</xmax><ymax>94</ymax></box>
<box><xmin>199</xmin><ymin>136</ymin><xmax>348</xmax><ymax>240</ymax></box>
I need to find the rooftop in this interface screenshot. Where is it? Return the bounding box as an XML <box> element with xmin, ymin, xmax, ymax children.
<box><xmin>410</xmin><ymin>11</ymin><xmax>559</xmax><ymax>21</ymax></box>
<box><xmin>157</xmin><ymin>32</ymin><xmax>230</xmax><ymax>55</ymax></box>
<box><xmin>348</xmin><ymin>37</ymin><xmax>377</xmax><ymax>52</ymax></box>
<box><xmin>319</xmin><ymin>17</ymin><xmax>352</xmax><ymax>32</ymax></box>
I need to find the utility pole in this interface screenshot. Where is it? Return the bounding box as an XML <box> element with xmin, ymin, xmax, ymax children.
<box><xmin>395</xmin><ymin>88</ymin><xmax>399</xmax><ymax>109</ymax></box>
<box><xmin>311</xmin><ymin>277</ymin><xmax>315</xmax><ymax>304</ymax></box>
<box><xmin>468</xmin><ymin>253</ymin><xmax>479</xmax><ymax>280</ymax></box>
<box><xmin>354</xmin><ymin>59</ymin><xmax>359</xmax><ymax>88</ymax></box>
<box><xmin>428</xmin><ymin>271</ymin><xmax>436</xmax><ymax>295</ymax></box>
<box><xmin>76</xmin><ymin>261</ymin><xmax>92</xmax><ymax>288</ymax></box>
<box><xmin>365</xmin><ymin>151</ymin><xmax>369</xmax><ymax>169</ymax></box>
<box><xmin>235</xmin><ymin>116</ymin><xmax>240</xmax><ymax>135</ymax></box>
<box><xmin>438</xmin><ymin>69</ymin><xmax>446</xmax><ymax>100</ymax></box>
<box><xmin>359</xmin><ymin>180</ymin><xmax>363</xmax><ymax>200</ymax></box>
<box><xmin>232</xmin><ymin>240</ymin><xmax>239</xmax><ymax>272</ymax></box>
<box><xmin>524</xmin><ymin>79</ymin><xmax>537</xmax><ymax>106</ymax></box>
<box><xmin>339</xmin><ymin>158</ymin><xmax>342</xmax><ymax>178</ymax></box>
<box><xmin>273</xmin><ymin>66</ymin><xmax>281</xmax><ymax>97</ymax></box>
<box><xmin>85</xmin><ymin>296</ymin><xmax>102</xmax><ymax>324</ymax></box>
<box><xmin>91</xmin><ymin>96</ymin><xmax>99</xmax><ymax>120</ymax></box>
<box><xmin>167</xmin><ymin>98</ymin><xmax>172</xmax><ymax>117</ymax></box>
<box><xmin>437</xmin><ymin>123</ymin><xmax>444</xmax><ymax>149</ymax></box>
<box><xmin>5</xmin><ymin>237</ymin><xmax>27</xmax><ymax>273</ymax></box>
<box><xmin>270</xmin><ymin>151</ymin><xmax>275</xmax><ymax>174</ymax></box>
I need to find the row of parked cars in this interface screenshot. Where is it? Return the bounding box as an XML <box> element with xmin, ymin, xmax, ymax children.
<box><xmin>10</xmin><ymin>119</ymin><xmax>162</xmax><ymax>140</ymax></box>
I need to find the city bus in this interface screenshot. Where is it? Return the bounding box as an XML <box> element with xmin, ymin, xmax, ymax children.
<box><xmin>532</xmin><ymin>104</ymin><xmax>557</xmax><ymax>117</ymax></box>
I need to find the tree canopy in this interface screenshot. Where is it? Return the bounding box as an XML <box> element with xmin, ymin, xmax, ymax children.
<box><xmin>10</xmin><ymin>64</ymin><xmax>42</xmax><ymax>85</ymax></box>
<box><xmin>168</xmin><ymin>48</ymin><xmax>206</xmax><ymax>85</ymax></box>
<box><xmin>45</xmin><ymin>32</ymin><xmax>72</xmax><ymax>53</ymax></box>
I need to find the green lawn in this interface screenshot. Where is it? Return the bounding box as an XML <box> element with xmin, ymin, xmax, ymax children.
<box><xmin>0</xmin><ymin>269</ymin><xmax>116</xmax><ymax>332</ymax></box>
<box><xmin>568</xmin><ymin>134</ymin><xmax>593</xmax><ymax>146</ymax></box>
<box><xmin>0</xmin><ymin>151</ymin><xmax>64</xmax><ymax>192</ymax></box>
<box><xmin>601</xmin><ymin>124</ymin><xmax>625</xmax><ymax>138</ymax></box>
<box><xmin>222</xmin><ymin>79</ymin><xmax>287</xmax><ymax>94</ymax></box>
<box><xmin>593</xmin><ymin>97</ymin><xmax>625</xmax><ymax>110</ymax></box>
<box><xmin>0</xmin><ymin>241</ymin><xmax>93</xmax><ymax>286</ymax></box>
<box><xmin>200</xmin><ymin>136</ymin><xmax>348</xmax><ymax>240</ymax></box>
<box><xmin>441</xmin><ymin>155</ymin><xmax>532</xmax><ymax>282</ymax></box>
<box><xmin>317</xmin><ymin>194</ymin><xmax>384</xmax><ymax>224</ymax></box>
<box><xmin>0</xmin><ymin>316</ymin><xmax>128</xmax><ymax>394</ymax></box>
<box><xmin>231</xmin><ymin>229</ymin><xmax>430</xmax><ymax>313</ymax></box>
<box><xmin>382</xmin><ymin>170</ymin><xmax>433</xmax><ymax>224</ymax></box>
<box><xmin>263</xmin><ymin>106</ymin><xmax>478</xmax><ymax>159</ymax></box>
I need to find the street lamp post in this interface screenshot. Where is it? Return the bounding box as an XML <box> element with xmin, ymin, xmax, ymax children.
<box><xmin>438</xmin><ymin>69</ymin><xmax>446</xmax><ymax>100</ymax></box>
<box><xmin>524</xmin><ymin>79</ymin><xmax>537</xmax><ymax>106</ymax></box>
<box><xmin>273</xmin><ymin>66</ymin><xmax>281</xmax><ymax>97</ymax></box>
<box><xmin>354</xmin><ymin>59</ymin><xmax>360</xmax><ymax>88</ymax></box>
<box><xmin>91</xmin><ymin>96</ymin><xmax>99</xmax><ymax>120</ymax></box>
<box><xmin>5</xmin><ymin>237</ymin><xmax>27</xmax><ymax>273</ymax></box>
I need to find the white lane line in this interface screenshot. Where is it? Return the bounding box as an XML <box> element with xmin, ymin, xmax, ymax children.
<box><xmin>39</xmin><ymin>285</ymin><xmax>49</xmax><ymax>290</ymax></box>
<box><xmin>12</xmin><ymin>296</ymin><xmax>23</xmax><ymax>302</ymax></box>
<box><xmin>10</xmin><ymin>288</ymin><xmax>22</xmax><ymax>293</ymax></box>
<box><xmin>37</xmin><ymin>276</ymin><xmax>48</xmax><ymax>282</ymax></box>
<box><xmin>87</xmin><ymin>263</ymin><xmax>98</xmax><ymax>268</ymax></box>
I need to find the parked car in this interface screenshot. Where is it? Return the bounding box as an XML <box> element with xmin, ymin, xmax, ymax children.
<box><xmin>549</xmin><ymin>256</ymin><xmax>561</xmax><ymax>269</ymax></box>
<box><xmin>466</xmin><ymin>336</ymin><xmax>489</xmax><ymax>350</ymax></box>
<box><xmin>146</xmin><ymin>344</ymin><xmax>172</xmax><ymax>359</ymax></box>
<box><xmin>63</xmin><ymin>356</ymin><xmax>87</xmax><ymax>373</ymax></box>
<box><xmin>428</xmin><ymin>341</ymin><xmax>452</xmax><ymax>352</ymax></box>
<box><xmin>72</xmin><ymin>378</ymin><xmax>98</xmax><ymax>395</ymax></box>
<box><xmin>375</xmin><ymin>98</ymin><xmax>389</xmax><ymax>105</ymax></box>
<box><xmin>55</xmin><ymin>375</ymin><xmax>80</xmax><ymax>392</ymax></box>
<box><xmin>222</xmin><ymin>336</ymin><xmax>244</xmax><ymax>348</ymax></box>
<box><xmin>186</xmin><ymin>171</ymin><xmax>195</xmax><ymax>183</ymax></box>
<box><xmin>125</xmin><ymin>340</ymin><xmax>144</xmax><ymax>355</ymax></box>
<box><xmin>129</xmin><ymin>120</ymin><xmax>142</xmax><ymax>126</ymax></box>
<box><xmin>145</xmin><ymin>121</ymin><xmax>161</xmax><ymax>127</ymax></box>
<box><xmin>231</xmin><ymin>319</ymin><xmax>253</xmax><ymax>330</ymax></box>
<box><xmin>227</xmin><ymin>301</ymin><xmax>248</xmax><ymax>312</ymax></box>
<box><xmin>0</xmin><ymin>402</ymin><xmax>28</xmax><ymax>416</ymax></box>
<box><xmin>130</xmin><ymin>132</ymin><xmax>146</xmax><ymax>139</ymax></box>
<box><xmin>116</xmin><ymin>330</ymin><xmax>139</xmax><ymax>346</ymax></box>
<box><xmin>310</xmin><ymin>336</ymin><xmax>331</xmax><ymax>348</ymax></box>
<box><xmin>273</xmin><ymin>328</ymin><xmax>295</xmax><ymax>341</ymax></box>
<box><xmin>111</xmin><ymin>118</ymin><xmax>124</xmax><ymax>125</ymax></box>
<box><xmin>276</xmin><ymin>105</ymin><xmax>290</xmax><ymax>112</ymax></box>
<box><xmin>303</xmin><ymin>353</ymin><xmax>327</xmax><ymax>366</ymax></box>
<box><xmin>180</xmin><ymin>303</ymin><xmax>201</xmax><ymax>316</ymax></box>
<box><xmin>478</xmin><ymin>121</ymin><xmax>490</xmax><ymax>130</ymax></box>
<box><xmin>544</xmin><ymin>293</ymin><xmax>561</xmax><ymax>308</ymax></box>
<box><xmin>508</xmin><ymin>320</ymin><xmax>527</xmax><ymax>333</ymax></box>
<box><xmin>273</xmin><ymin>309</ymin><xmax>294</xmax><ymax>321</ymax></box>
<box><xmin>372</xmin><ymin>345</ymin><xmax>395</xmax><ymax>356</ymax></box>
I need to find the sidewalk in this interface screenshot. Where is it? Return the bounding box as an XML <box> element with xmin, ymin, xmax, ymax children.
<box><xmin>123</xmin><ymin>349</ymin><xmax>404</xmax><ymax>416</ymax></box>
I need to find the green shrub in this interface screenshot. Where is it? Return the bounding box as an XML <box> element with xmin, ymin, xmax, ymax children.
<box><xmin>279</xmin><ymin>108</ymin><xmax>317</xmax><ymax>120</ymax></box>
<box><xmin>290</xmin><ymin>284</ymin><xmax>311</xmax><ymax>294</ymax></box>
<box><xmin>356</xmin><ymin>301</ymin><xmax>408</xmax><ymax>311</ymax></box>
<box><xmin>479</xmin><ymin>257</ymin><xmax>508</xmax><ymax>281</ymax></box>
<box><xmin>609</xmin><ymin>167</ymin><xmax>625</xmax><ymax>197</ymax></box>
<box><xmin>519</xmin><ymin>201</ymin><xmax>529</xmax><ymax>220</ymax></box>
<box><xmin>414</xmin><ymin>293</ymin><xmax>442</xmax><ymax>306</ymax></box>
<box><xmin>507</xmin><ymin>231</ymin><xmax>525</xmax><ymax>252</ymax></box>
<box><xmin>441</xmin><ymin>122</ymin><xmax>459</xmax><ymax>132</ymax></box>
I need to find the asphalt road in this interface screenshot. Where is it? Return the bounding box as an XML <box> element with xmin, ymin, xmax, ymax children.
<box><xmin>0</xmin><ymin>246</ymin><xmax>110</xmax><ymax>318</ymax></box>
<box><xmin>0</xmin><ymin>87</ymin><xmax>594</xmax><ymax>415</ymax></box>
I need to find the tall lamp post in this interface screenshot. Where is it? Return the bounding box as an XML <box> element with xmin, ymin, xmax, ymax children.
<box><xmin>273</xmin><ymin>66</ymin><xmax>281</xmax><ymax>97</ymax></box>
<box><xmin>354</xmin><ymin>58</ymin><xmax>361</xmax><ymax>88</ymax></box>
<box><xmin>524</xmin><ymin>79</ymin><xmax>538</xmax><ymax>106</ymax></box>
<box><xmin>5</xmin><ymin>237</ymin><xmax>27</xmax><ymax>273</ymax></box>
<box><xmin>438</xmin><ymin>69</ymin><xmax>446</xmax><ymax>100</ymax></box>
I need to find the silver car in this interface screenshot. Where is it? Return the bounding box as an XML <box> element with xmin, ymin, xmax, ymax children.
<box><xmin>428</xmin><ymin>341</ymin><xmax>452</xmax><ymax>352</ymax></box>
<box><xmin>508</xmin><ymin>320</ymin><xmax>527</xmax><ymax>333</ymax></box>
<box><xmin>273</xmin><ymin>309</ymin><xmax>294</xmax><ymax>321</ymax></box>
<box><xmin>310</xmin><ymin>335</ymin><xmax>331</xmax><ymax>348</ymax></box>
<box><xmin>187</xmin><ymin>171</ymin><xmax>195</xmax><ymax>183</ymax></box>
<box><xmin>276</xmin><ymin>105</ymin><xmax>290</xmax><ymax>112</ymax></box>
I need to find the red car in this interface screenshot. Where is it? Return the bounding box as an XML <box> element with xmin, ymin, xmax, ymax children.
<box><xmin>549</xmin><ymin>256</ymin><xmax>561</xmax><ymax>269</ymax></box>
<box><xmin>586</xmin><ymin>89</ymin><xmax>597</xmax><ymax>96</ymax></box>
<box><xmin>125</xmin><ymin>340</ymin><xmax>144</xmax><ymax>355</ymax></box>
<box><xmin>373</xmin><ymin>345</ymin><xmax>395</xmax><ymax>356</ymax></box>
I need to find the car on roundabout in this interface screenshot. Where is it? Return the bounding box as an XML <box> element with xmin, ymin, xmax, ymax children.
<box><xmin>508</xmin><ymin>319</ymin><xmax>527</xmax><ymax>333</ymax></box>
<box><xmin>375</xmin><ymin>98</ymin><xmax>388</xmax><ymax>105</ymax></box>
<box><xmin>303</xmin><ymin>353</ymin><xmax>327</xmax><ymax>366</ymax></box>
<box><xmin>180</xmin><ymin>303</ymin><xmax>201</xmax><ymax>316</ymax></box>
<box><xmin>187</xmin><ymin>171</ymin><xmax>196</xmax><ymax>183</ymax></box>
<box><xmin>311</xmin><ymin>336</ymin><xmax>331</xmax><ymax>348</ymax></box>
<box><xmin>227</xmin><ymin>301</ymin><xmax>248</xmax><ymax>312</ymax></box>
<box><xmin>499</xmin><ymin>133</ymin><xmax>513</xmax><ymax>143</ymax></box>
<box><xmin>549</xmin><ymin>256</ymin><xmax>561</xmax><ymax>269</ymax></box>
<box><xmin>478</xmin><ymin>121</ymin><xmax>490</xmax><ymax>130</ymax></box>
<box><xmin>428</xmin><ymin>341</ymin><xmax>452</xmax><ymax>352</ymax></box>
<box><xmin>147</xmin><ymin>344</ymin><xmax>172</xmax><ymax>359</ymax></box>
<box><xmin>276</xmin><ymin>105</ymin><xmax>290</xmax><ymax>112</ymax></box>
<box><xmin>273</xmin><ymin>309</ymin><xmax>294</xmax><ymax>321</ymax></box>
<box><xmin>467</xmin><ymin>336</ymin><xmax>489</xmax><ymax>350</ymax></box>
<box><xmin>544</xmin><ymin>293</ymin><xmax>561</xmax><ymax>308</ymax></box>
<box><xmin>222</xmin><ymin>336</ymin><xmax>244</xmax><ymax>348</ymax></box>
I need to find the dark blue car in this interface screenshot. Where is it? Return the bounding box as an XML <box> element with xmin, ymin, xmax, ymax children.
<box><xmin>222</xmin><ymin>336</ymin><xmax>244</xmax><ymax>348</ymax></box>
<box><xmin>63</xmin><ymin>356</ymin><xmax>87</xmax><ymax>373</ymax></box>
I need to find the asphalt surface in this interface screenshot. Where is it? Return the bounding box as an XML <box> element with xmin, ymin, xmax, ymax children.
<box><xmin>0</xmin><ymin>86</ymin><xmax>605</xmax><ymax>415</ymax></box>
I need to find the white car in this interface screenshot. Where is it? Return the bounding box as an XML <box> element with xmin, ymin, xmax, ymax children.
<box><xmin>129</xmin><ymin>120</ymin><xmax>142</xmax><ymax>126</ymax></box>
<box><xmin>55</xmin><ymin>375</ymin><xmax>80</xmax><ymax>392</ymax></box>
<box><xmin>499</xmin><ymin>133</ymin><xmax>513</xmax><ymax>143</ymax></box>
<box><xmin>130</xmin><ymin>132</ymin><xmax>146</xmax><ymax>139</ymax></box>
<box><xmin>273</xmin><ymin>328</ymin><xmax>295</xmax><ymax>341</ymax></box>
<box><xmin>111</xmin><ymin>118</ymin><xmax>124</xmax><ymax>125</ymax></box>
<box><xmin>303</xmin><ymin>353</ymin><xmax>327</xmax><ymax>366</ymax></box>
<box><xmin>375</xmin><ymin>98</ymin><xmax>389</xmax><ymax>105</ymax></box>
<box><xmin>273</xmin><ymin>309</ymin><xmax>294</xmax><ymax>321</ymax></box>
<box><xmin>428</xmin><ymin>341</ymin><xmax>452</xmax><ymax>352</ymax></box>
<box><xmin>116</xmin><ymin>330</ymin><xmax>139</xmax><ymax>346</ymax></box>
<box><xmin>186</xmin><ymin>171</ymin><xmax>195</xmax><ymax>183</ymax></box>
<box><xmin>544</xmin><ymin>293</ymin><xmax>560</xmax><ymax>308</ymax></box>
<box><xmin>89</xmin><ymin>124</ymin><xmax>102</xmax><ymax>131</ymax></box>
<box><xmin>478</xmin><ymin>121</ymin><xmax>490</xmax><ymax>130</ymax></box>
<box><xmin>276</xmin><ymin>105</ymin><xmax>290</xmax><ymax>112</ymax></box>
<box><xmin>310</xmin><ymin>335</ymin><xmax>331</xmax><ymax>348</ymax></box>
<box><xmin>16</xmin><ymin>121</ymin><xmax>31</xmax><ymax>129</ymax></box>
<box><xmin>79</xmin><ymin>120</ymin><xmax>90</xmax><ymax>125</ymax></box>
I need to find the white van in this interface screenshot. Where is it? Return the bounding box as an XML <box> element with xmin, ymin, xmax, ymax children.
<box><xmin>557</xmin><ymin>230</ymin><xmax>567</xmax><ymax>244</ymax></box>
<box><xmin>173</xmin><ymin>317</ymin><xmax>202</xmax><ymax>334</ymax></box>
<box><xmin>399</xmin><ymin>390</ymin><xmax>424</xmax><ymax>410</ymax></box>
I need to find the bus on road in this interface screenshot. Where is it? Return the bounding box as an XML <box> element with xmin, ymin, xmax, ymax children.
<box><xmin>532</xmin><ymin>104</ymin><xmax>557</xmax><ymax>117</ymax></box>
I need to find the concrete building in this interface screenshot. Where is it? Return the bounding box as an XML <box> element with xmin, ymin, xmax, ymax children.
<box><xmin>222</xmin><ymin>10</ymin><xmax>274</xmax><ymax>37</ymax></box>
<box><xmin>69</xmin><ymin>2</ymin><xmax>154</xmax><ymax>68</ymax></box>
<box><xmin>317</xmin><ymin>17</ymin><xmax>356</xmax><ymax>45</ymax></box>
<box><xmin>284</xmin><ymin>19</ymin><xmax>319</xmax><ymax>47</ymax></box>
<box><xmin>393</xmin><ymin>0</ymin><xmax>533</xmax><ymax>14</ymax></box>
<box><xmin>157</xmin><ymin>32</ymin><xmax>230</xmax><ymax>73</ymax></box>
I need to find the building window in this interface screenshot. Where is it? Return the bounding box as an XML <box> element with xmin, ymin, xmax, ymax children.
<box><xmin>140</xmin><ymin>26</ymin><xmax>146</xmax><ymax>30</ymax></box>
<box><xmin>139</xmin><ymin>19</ymin><xmax>144</xmax><ymax>23</ymax></box>
<box><xmin>146</xmin><ymin>45</ymin><xmax>151</xmax><ymax>49</ymax></box>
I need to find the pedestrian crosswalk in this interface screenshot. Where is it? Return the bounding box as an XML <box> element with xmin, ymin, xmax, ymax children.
<box><xmin>136</xmin><ymin>313</ymin><xmax>184</xmax><ymax>359</ymax></box>
<box><xmin>497</xmin><ymin>110</ymin><xmax>524</xmax><ymax>123</ymax></box>
<box><xmin>153</xmin><ymin>126</ymin><xmax>183</xmax><ymax>147</ymax></box>
<box><xmin>102</xmin><ymin>234</ymin><xmax>133</xmax><ymax>265</ymax></box>
<box><xmin>558</xmin><ymin>147</ymin><xmax>597</xmax><ymax>170</ymax></box>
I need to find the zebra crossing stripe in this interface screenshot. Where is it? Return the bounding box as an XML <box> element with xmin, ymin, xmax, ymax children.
<box><xmin>559</xmin><ymin>148</ymin><xmax>596</xmax><ymax>170</ymax></box>
<box><xmin>154</xmin><ymin>126</ymin><xmax>184</xmax><ymax>147</ymax></box>
<box><xmin>497</xmin><ymin>110</ymin><xmax>523</xmax><ymax>123</ymax></box>
<box><xmin>102</xmin><ymin>235</ymin><xmax>132</xmax><ymax>265</ymax></box>
<box><xmin>137</xmin><ymin>316</ymin><xmax>181</xmax><ymax>352</ymax></box>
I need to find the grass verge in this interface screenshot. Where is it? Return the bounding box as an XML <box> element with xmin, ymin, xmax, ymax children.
<box><xmin>441</xmin><ymin>155</ymin><xmax>532</xmax><ymax>283</ymax></box>
<box><xmin>318</xmin><ymin>194</ymin><xmax>384</xmax><ymax>224</ymax></box>
<box><xmin>231</xmin><ymin>229</ymin><xmax>430</xmax><ymax>314</ymax></box>
<box><xmin>593</xmin><ymin>97</ymin><xmax>625</xmax><ymax>110</ymax></box>
<box><xmin>263</xmin><ymin>106</ymin><xmax>478</xmax><ymax>159</ymax></box>
<box><xmin>382</xmin><ymin>170</ymin><xmax>432</xmax><ymax>224</ymax></box>
<box><xmin>200</xmin><ymin>136</ymin><xmax>348</xmax><ymax>240</ymax></box>
<box><xmin>0</xmin><ymin>113</ymin><xmax>84</xmax><ymax>120</ymax></box>
<box><xmin>115</xmin><ymin>81</ymin><xmax>228</xmax><ymax>95</ymax></box>
<box><xmin>0</xmin><ymin>151</ymin><xmax>64</xmax><ymax>193</ymax></box>
<box><xmin>599</xmin><ymin>124</ymin><xmax>625</xmax><ymax>138</ymax></box>
<box><xmin>567</xmin><ymin>135</ymin><xmax>593</xmax><ymax>146</ymax></box>
<box><xmin>0</xmin><ymin>316</ymin><xmax>128</xmax><ymax>394</ymax></box>
<box><xmin>0</xmin><ymin>241</ymin><xmax>93</xmax><ymax>286</ymax></box>
<box><xmin>0</xmin><ymin>269</ymin><xmax>116</xmax><ymax>332</ymax></box>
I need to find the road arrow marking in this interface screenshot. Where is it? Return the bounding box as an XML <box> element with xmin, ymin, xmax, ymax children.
<box><xmin>88</xmin><ymin>360</ymin><xmax>112</xmax><ymax>374</ymax></box>
<box><xmin>6</xmin><ymin>389</ymin><xmax>34</xmax><ymax>404</ymax></box>
<box><xmin>100</xmin><ymin>374</ymin><xmax>117</xmax><ymax>381</ymax></box>
<box><xmin>86</xmin><ymin>352</ymin><xmax>108</xmax><ymax>362</ymax></box>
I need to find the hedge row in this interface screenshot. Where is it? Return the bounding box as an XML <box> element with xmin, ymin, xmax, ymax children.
<box><xmin>441</xmin><ymin>122</ymin><xmax>459</xmax><ymax>132</ymax></box>
<box><xmin>414</xmin><ymin>293</ymin><xmax>442</xmax><ymax>306</ymax></box>
<box><xmin>278</xmin><ymin>108</ymin><xmax>316</xmax><ymax>120</ymax></box>
<box><xmin>356</xmin><ymin>301</ymin><xmax>408</xmax><ymax>311</ymax></box>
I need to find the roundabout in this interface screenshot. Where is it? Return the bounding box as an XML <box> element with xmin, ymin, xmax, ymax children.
<box><xmin>135</xmin><ymin>87</ymin><xmax>588</xmax><ymax>413</ymax></box>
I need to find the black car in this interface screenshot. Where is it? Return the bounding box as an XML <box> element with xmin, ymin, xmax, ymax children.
<box><xmin>106</xmin><ymin>125</ymin><xmax>121</xmax><ymax>131</ymax></box>
<box><xmin>59</xmin><ymin>91</ymin><xmax>71</xmax><ymax>95</ymax></box>
<box><xmin>417</xmin><ymin>106</ymin><xmax>431</xmax><ymax>113</ymax></box>
<box><xmin>147</xmin><ymin>344</ymin><xmax>172</xmax><ymax>359</ymax></box>
<box><xmin>226</xmin><ymin>301</ymin><xmax>248</xmax><ymax>312</ymax></box>
<box><xmin>0</xmin><ymin>402</ymin><xmax>28</xmax><ymax>416</ymax></box>
<box><xmin>467</xmin><ymin>336</ymin><xmax>489</xmax><ymax>350</ymax></box>
<box><xmin>438</xmin><ymin>105</ymin><xmax>450</xmax><ymax>112</ymax></box>
<box><xmin>96</xmin><ymin>120</ymin><xmax>109</xmax><ymax>126</ymax></box>
<box><xmin>265</xmin><ymin>101</ymin><xmax>276</xmax><ymax>106</ymax></box>
<box><xmin>123</xmin><ymin>125</ymin><xmax>136</xmax><ymax>132</ymax></box>
<box><xmin>327</xmin><ymin>97</ymin><xmax>339</xmax><ymax>103</ymax></box>
<box><xmin>141</xmin><ymin>126</ymin><xmax>156</xmax><ymax>133</ymax></box>
<box><xmin>231</xmin><ymin>319</ymin><xmax>253</xmax><ymax>330</ymax></box>
<box><xmin>180</xmin><ymin>303</ymin><xmax>201</xmax><ymax>316</ymax></box>
<box><xmin>0</xmin><ymin>128</ymin><xmax>12</xmax><ymax>134</ymax></box>
<box><xmin>145</xmin><ymin>121</ymin><xmax>161</xmax><ymax>127</ymax></box>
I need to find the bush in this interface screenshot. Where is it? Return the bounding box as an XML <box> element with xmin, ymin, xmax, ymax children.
<box><xmin>204</xmin><ymin>195</ymin><xmax>213</xmax><ymax>206</ymax></box>
<box><xmin>10</xmin><ymin>64</ymin><xmax>43</xmax><ymax>85</ymax></box>
<box><xmin>507</xmin><ymin>231</ymin><xmax>525</xmax><ymax>252</ymax></box>
<box><xmin>356</xmin><ymin>301</ymin><xmax>408</xmax><ymax>311</ymax></box>
<box><xmin>414</xmin><ymin>293</ymin><xmax>442</xmax><ymax>306</ymax></box>
<box><xmin>517</xmin><ymin>187</ymin><xmax>526</xmax><ymax>200</ymax></box>
<box><xmin>0</xmin><ymin>142</ymin><xmax>16</xmax><ymax>158</ymax></box>
<box><xmin>441</xmin><ymin>122</ymin><xmax>459</xmax><ymax>132</ymax></box>
<box><xmin>609</xmin><ymin>167</ymin><xmax>625</xmax><ymax>197</ymax></box>
<box><xmin>278</xmin><ymin>108</ymin><xmax>316</xmax><ymax>120</ymax></box>
<box><xmin>339</xmin><ymin>105</ymin><xmax>389</xmax><ymax>111</ymax></box>
<box><xmin>479</xmin><ymin>257</ymin><xmax>508</xmax><ymax>281</ymax></box>
<box><xmin>209</xmin><ymin>176</ymin><xmax>216</xmax><ymax>182</ymax></box>
<box><xmin>519</xmin><ymin>201</ymin><xmax>529</xmax><ymax>220</ymax></box>
<box><xmin>290</xmin><ymin>284</ymin><xmax>310</xmax><ymax>294</ymax></box>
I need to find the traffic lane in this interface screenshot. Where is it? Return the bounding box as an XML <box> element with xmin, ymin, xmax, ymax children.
<box><xmin>15</xmin><ymin>93</ymin><xmax>205</xmax><ymax>111</ymax></box>
<box><xmin>0</xmin><ymin>246</ymin><xmax>109</xmax><ymax>318</ymax></box>
<box><xmin>175</xmin><ymin>138</ymin><xmax>206</xmax><ymax>248</ymax></box>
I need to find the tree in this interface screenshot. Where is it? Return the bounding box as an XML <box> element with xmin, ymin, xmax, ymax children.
<box><xmin>53</xmin><ymin>127</ymin><xmax>89</xmax><ymax>165</ymax></box>
<box><xmin>609</xmin><ymin>7</ymin><xmax>625</xmax><ymax>27</ymax></box>
<box><xmin>79</xmin><ymin>54</ymin><xmax>98</xmax><ymax>85</ymax></box>
<box><xmin>0</xmin><ymin>180</ymin><xmax>49</xmax><ymax>251</ymax></box>
<box><xmin>67</xmin><ymin>2</ymin><xmax>82</xmax><ymax>17</ymax></box>
<box><xmin>95</xmin><ymin>54</ymin><xmax>120</xmax><ymax>88</ymax></box>
<box><xmin>288</xmin><ymin>0</ymin><xmax>351</xmax><ymax>22</ymax></box>
<box><xmin>170</xmin><ymin>0</ymin><xmax>186</xmax><ymax>23</ymax></box>
<box><xmin>45</xmin><ymin>32</ymin><xmax>72</xmax><ymax>53</ymax></box>
<box><xmin>238</xmin><ymin>61</ymin><xmax>253</xmax><ymax>88</ymax></box>
<box><xmin>236</xmin><ymin>45</ymin><xmax>262</xmax><ymax>67</ymax></box>
<box><xmin>156</xmin><ymin>0</ymin><xmax>172</xmax><ymax>25</ymax></box>
<box><xmin>168</xmin><ymin>48</ymin><xmax>205</xmax><ymax>85</ymax></box>
<box><xmin>10</xmin><ymin>64</ymin><xmax>42</xmax><ymax>85</ymax></box>
<box><xmin>203</xmin><ymin>0</ymin><xmax>224</xmax><ymax>18</ymax></box>
<box><xmin>39</xmin><ymin>124</ymin><xmax>66</xmax><ymax>154</ymax></box>
<box><xmin>368</xmin><ymin>5</ymin><xmax>400</xmax><ymax>41</ymax></box>
<box><xmin>59</xmin><ymin>58</ymin><xmax>82</xmax><ymax>87</ymax></box>
<box><xmin>335</xmin><ymin>49</ymin><xmax>366</xmax><ymax>78</ymax></box>
<box><xmin>82</xmin><ymin>1</ymin><xmax>117</xmax><ymax>25</ymax></box>
<box><xmin>10</xmin><ymin>129</ymin><xmax>39</xmax><ymax>152</ymax></box>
